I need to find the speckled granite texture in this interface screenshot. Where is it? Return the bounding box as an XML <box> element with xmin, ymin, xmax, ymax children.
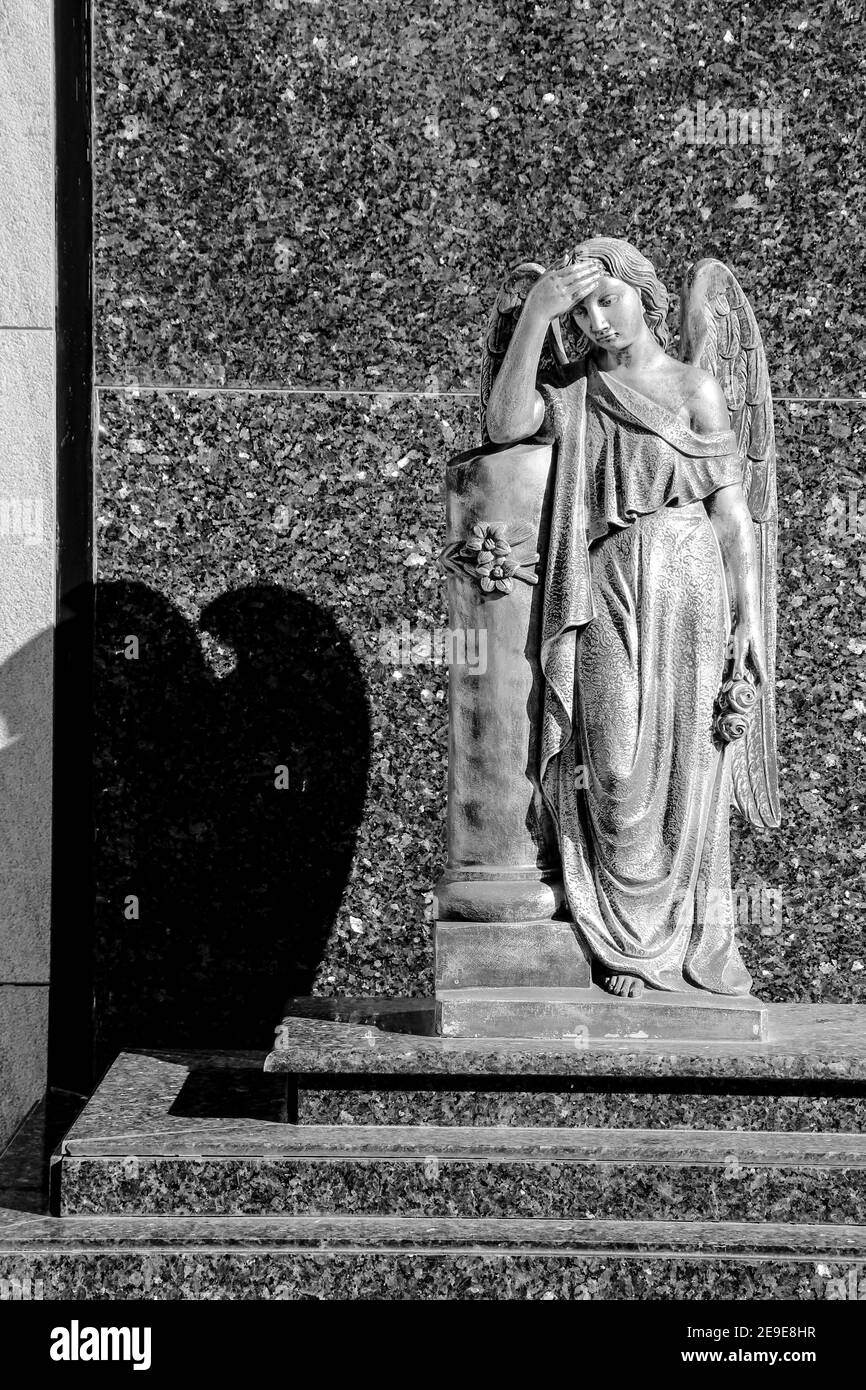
<box><xmin>58</xmin><ymin>1046</ymin><xmax>866</xmax><ymax>1145</ymax></box>
<box><xmin>94</xmin><ymin>0</ymin><xmax>865</xmax><ymax>396</ymax></box>
<box><xmin>12</xmin><ymin>1050</ymin><xmax>865</xmax><ymax>1297</ymax></box>
<box><xmin>298</xmin><ymin>1088</ymin><xmax>866</xmax><ymax>1133</ymax></box>
<box><xmin>49</xmin><ymin>1049</ymin><xmax>866</xmax><ymax>1221</ymax></box>
<box><xmin>58</xmin><ymin>1153</ymin><xmax>866</xmax><ymax>1224</ymax></box>
<box><xmin>93</xmin><ymin>393</ymin><xmax>866</xmax><ymax>1053</ymax></box>
<box><xmin>14</xmin><ymin>0</ymin><xmax>860</xmax><ymax>1304</ymax></box>
<box><xmin>93</xmin><ymin>394</ymin><xmax>468</xmax><ymax>1056</ymax></box>
<box><xmin>1</xmin><ymin>1245</ymin><xmax>864</xmax><ymax>1302</ymax></box>
<box><xmin>266</xmin><ymin>1006</ymin><xmax>866</xmax><ymax>1079</ymax></box>
<box><xmin>92</xmin><ymin>0</ymin><xmax>866</xmax><ymax>1050</ymax></box>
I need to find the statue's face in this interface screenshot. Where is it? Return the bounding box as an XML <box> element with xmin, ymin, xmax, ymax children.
<box><xmin>570</xmin><ymin>274</ymin><xmax>645</xmax><ymax>351</ymax></box>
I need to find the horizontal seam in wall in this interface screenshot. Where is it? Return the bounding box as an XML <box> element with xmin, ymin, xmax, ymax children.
<box><xmin>93</xmin><ymin>385</ymin><xmax>866</xmax><ymax>404</ymax></box>
<box><xmin>0</xmin><ymin>981</ymin><xmax>50</xmax><ymax>988</ymax></box>
<box><xmin>96</xmin><ymin>386</ymin><xmax>476</xmax><ymax>397</ymax></box>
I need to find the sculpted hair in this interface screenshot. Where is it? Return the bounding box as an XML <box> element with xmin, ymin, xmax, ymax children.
<box><xmin>571</xmin><ymin>237</ymin><xmax>670</xmax><ymax>352</ymax></box>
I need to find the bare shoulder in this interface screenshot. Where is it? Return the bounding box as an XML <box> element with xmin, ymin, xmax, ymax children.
<box><xmin>678</xmin><ymin>364</ymin><xmax>730</xmax><ymax>433</ymax></box>
<box><xmin>664</xmin><ymin>358</ymin><xmax>719</xmax><ymax>398</ymax></box>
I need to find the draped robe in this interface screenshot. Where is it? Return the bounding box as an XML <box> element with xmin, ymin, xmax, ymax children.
<box><xmin>536</xmin><ymin>359</ymin><xmax>752</xmax><ymax>995</ymax></box>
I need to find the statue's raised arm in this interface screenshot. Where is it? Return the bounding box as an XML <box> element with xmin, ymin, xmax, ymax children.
<box><xmin>481</xmin><ymin>259</ymin><xmax>599</xmax><ymax>444</ymax></box>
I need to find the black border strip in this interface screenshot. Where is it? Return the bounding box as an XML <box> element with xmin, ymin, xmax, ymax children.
<box><xmin>48</xmin><ymin>0</ymin><xmax>94</xmax><ymax>1094</ymax></box>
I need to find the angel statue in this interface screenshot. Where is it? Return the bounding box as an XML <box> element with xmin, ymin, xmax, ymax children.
<box><xmin>474</xmin><ymin>237</ymin><xmax>780</xmax><ymax>1004</ymax></box>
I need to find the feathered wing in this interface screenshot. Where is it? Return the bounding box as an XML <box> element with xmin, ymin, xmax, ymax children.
<box><xmin>680</xmin><ymin>257</ymin><xmax>781</xmax><ymax>829</ymax></box>
<box><xmin>480</xmin><ymin>260</ymin><xmax>576</xmax><ymax>444</ymax></box>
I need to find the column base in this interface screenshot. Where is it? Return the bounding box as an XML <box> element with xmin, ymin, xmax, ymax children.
<box><xmin>434</xmin><ymin>918</ymin><xmax>591</xmax><ymax>991</ymax></box>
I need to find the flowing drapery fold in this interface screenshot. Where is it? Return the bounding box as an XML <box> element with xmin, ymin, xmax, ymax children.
<box><xmin>536</xmin><ymin>362</ymin><xmax>751</xmax><ymax>994</ymax></box>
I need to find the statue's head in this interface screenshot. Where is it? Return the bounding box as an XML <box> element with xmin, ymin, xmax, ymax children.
<box><xmin>568</xmin><ymin>237</ymin><xmax>670</xmax><ymax>356</ymax></box>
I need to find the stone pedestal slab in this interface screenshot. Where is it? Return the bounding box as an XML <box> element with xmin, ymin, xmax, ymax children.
<box><xmin>437</xmin><ymin>985</ymin><xmax>767</xmax><ymax>1042</ymax></box>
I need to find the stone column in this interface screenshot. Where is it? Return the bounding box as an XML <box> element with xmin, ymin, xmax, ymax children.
<box><xmin>0</xmin><ymin>0</ymin><xmax>55</xmax><ymax>1148</ymax></box>
<box><xmin>433</xmin><ymin>441</ymin><xmax>590</xmax><ymax>1035</ymax></box>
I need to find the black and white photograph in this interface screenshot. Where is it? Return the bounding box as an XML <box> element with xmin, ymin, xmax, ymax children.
<box><xmin>0</xmin><ymin>0</ymin><xmax>865</xmax><ymax>1351</ymax></box>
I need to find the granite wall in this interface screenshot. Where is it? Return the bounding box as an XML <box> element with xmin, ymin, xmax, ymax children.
<box><xmin>92</xmin><ymin>0</ymin><xmax>866</xmax><ymax>1059</ymax></box>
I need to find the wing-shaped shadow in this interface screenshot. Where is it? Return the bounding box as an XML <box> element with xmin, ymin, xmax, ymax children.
<box><xmin>92</xmin><ymin>580</ymin><xmax>370</xmax><ymax>1069</ymax></box>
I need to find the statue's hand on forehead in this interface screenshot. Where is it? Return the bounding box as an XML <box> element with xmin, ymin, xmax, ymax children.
<box><xmin>524</xmin><ymin>259</ymin><xmax>601</xmax><ymax>323</ymax></box>
<box><xmin>573</xmin><ymin>255</ymin><xmax>605</xmax><ymax>275</ymax></box>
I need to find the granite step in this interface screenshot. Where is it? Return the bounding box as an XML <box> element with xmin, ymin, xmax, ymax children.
<box><xmin>5</xmin><ymin>1209</ymin><xmax>866</xmax><ymax>1257</ymax></box>
<box><xmin>273</xmin><ymin>999</ymin><xmax>866</xmax><ymax>1129</ymax></box>
<box><xmin>5</xmin><ymin>1208</ymin><xmax>864</xmax><ymax>1299</ymax></box>
<box><xmin>55</xmin><ymin>1124</ymin><xmax>866</xmax><ymax>1224</ymax></box>
<box><xmin>28</xmin><ymin>1032</ymin><xmax>866</xmax><ymax>1298</ymax></box>
<box><xmin>5</xmin><ymin>1212</ymin><xmax>866</xmax><ymax>1298</ymax></box>
<box><xmin>295</xmin><ymin>1080</ymin><xmax>866</xmax><ymax>1130</ymax></box>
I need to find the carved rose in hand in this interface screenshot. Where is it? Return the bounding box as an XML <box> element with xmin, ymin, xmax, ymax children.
<box><xmin>721</xmin><ymin>676</ymin><xmax>758</xmax><ymax>716</ymax></box>
<box><xmin>714</xmin><ymin>676</ymin><xmax>758</xmax><ymax>744</ymax></box>
<box><xmin>716</xmin><ymin>711</ymin><xmax>749</xmax><ymax>742</ymax></box>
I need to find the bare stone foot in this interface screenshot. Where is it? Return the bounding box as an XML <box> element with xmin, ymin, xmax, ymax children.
<box><xmin>601</xmin><ymin>973</ymin><xmax>646</xmax><ymax>999</ymax></box>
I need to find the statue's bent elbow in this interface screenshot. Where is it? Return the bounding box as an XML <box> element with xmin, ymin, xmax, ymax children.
<box><xmin>485</xmin><ymin>411</ymin><xmax>532</xmax><ymax>446</ymax></box>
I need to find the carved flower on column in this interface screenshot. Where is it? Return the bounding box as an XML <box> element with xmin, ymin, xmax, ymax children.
<box><xmin>460</xmin><ymin>524</ymin><xmax>518</xmax><ymax>593</ymax></box>
<box><xmin>439</xmin><ymin>520</ymin><xmax>540</xmax><ymax>595</ymax></box>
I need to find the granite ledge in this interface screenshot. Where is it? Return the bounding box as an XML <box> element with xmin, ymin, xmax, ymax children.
<box><xmin>264</xmin><ymin>999</ymin><xmax>866</xmax><ymax>1081</ymax></box>
<box><xmin>54</xmin><ymin>1051</ymin><xmax>866</xmax><ymax>1164</ymax></box>
<box><xmin>4</xmin><ymin>1210</ymin><xmax>866</xmax><ymax>1258</ymax></box>
<box><xmin>60</xmin><ymin>1121</ymin><xmax>866</xmax><ymax>1165</ymax></box>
